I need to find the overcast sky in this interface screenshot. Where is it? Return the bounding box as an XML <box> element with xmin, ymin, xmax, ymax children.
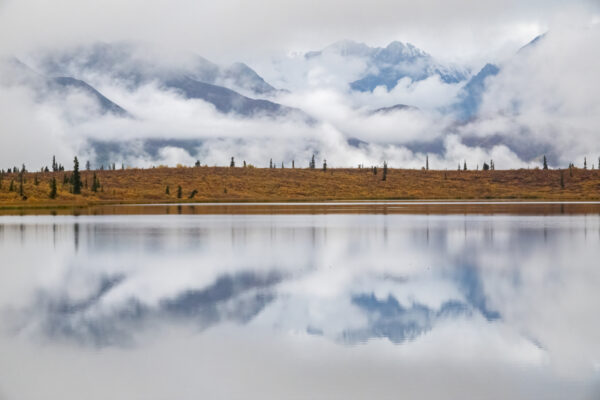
<box><xmin>0</xmin><ymin>0</ymin><xmax>599</xmax><ymax>169</ymax></box>
<box><xmin>0</xmin><ymin>0</ymin><xmax>598</xmax><ymax>65</ymax></box>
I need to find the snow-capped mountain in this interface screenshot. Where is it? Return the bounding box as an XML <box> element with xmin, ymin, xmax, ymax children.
<box><xmin>25</xmin><ymin>43</ymin><xmax>306</xmax><ymax>119</ymax></box>
<box><xmin>0</xmin><ymin>56</ymin><xmax>128</xmax><ymax>116</ymax></box>
<box><xmin>305</xmin><ymin>40</ymin><xmax>469</xmax><ymax>91</ymax></box>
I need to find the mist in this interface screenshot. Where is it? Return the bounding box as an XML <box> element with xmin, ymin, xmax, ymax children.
<box><xmin>0</xmin><ymin>0</ymin><xmax>599</xmax><ymax>170</ymax></box>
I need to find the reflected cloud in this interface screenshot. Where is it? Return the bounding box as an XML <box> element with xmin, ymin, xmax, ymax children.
<box><xmin>0</xmin><ymin>213</ymin><xmax>599</xmax><ymax>398</ymax></box>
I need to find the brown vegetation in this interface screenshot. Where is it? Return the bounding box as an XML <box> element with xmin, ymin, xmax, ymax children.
<box><xmin>0</xmin><ymin>166</ymin><xmax>599</xmax><ymax>208</ymax></box>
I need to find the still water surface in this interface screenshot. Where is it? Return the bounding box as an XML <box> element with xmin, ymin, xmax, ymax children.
<box><xmin>1</xmin><ymin>203</ymin><xmax>599</xmax><ymax>399</ymax></box>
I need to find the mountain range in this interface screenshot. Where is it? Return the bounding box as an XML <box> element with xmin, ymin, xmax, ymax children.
<box><xmin>306</xmin><ymin>40</ymin><xmax>468</xmax><ymax>91</ymax></box>
<box><xmin>3</xmin><ymin>40</ymin><xmax>490</xmax><ymax>123</ymax></box>
<box><xmin>1</xmin><ymin>36</ymin><xmax>548</xmax><ymax>165</ymax></box>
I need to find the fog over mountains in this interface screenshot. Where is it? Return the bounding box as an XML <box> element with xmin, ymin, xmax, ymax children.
<box><xmin>1</xmin><ymin>26</ymin><xmax>599</xmax><ymax>169</ymax></box>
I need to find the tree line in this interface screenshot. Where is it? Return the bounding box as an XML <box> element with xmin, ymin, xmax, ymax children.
<box><xmin>1</xmin><ymin>153</ymin><xmax>598</xmax><ymax>201</ymax></box>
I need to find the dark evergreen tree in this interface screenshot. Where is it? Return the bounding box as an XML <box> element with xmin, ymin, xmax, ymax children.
<box><xmin>49</xmin><ymin>178</ymin><xmax>57</xmax><ymax>199</ymax></box>
<box><xmin>569</xmin><ymin>163</ymin><xmax>573</xmax><ymax>177</ymax></box>
<box><xmin>230</xmin><ymin>157</ymin><xmax>235</xmax><ymax>167</ymax></box>
<box><xmin>382</xmin><ymin>161</ymin><xmax>388</xmax><ymax>181</ymax></box>
<box><xmin>177</xmin><ymin>185</ymin><xmax>182</xmax><ymax>199</ymax></box>
<box><xmin>91</xmin><ymin>173</ymin><xmax>100</xmax><ymax>192</ymax></box>
<box><xmin>425</xmin><ymin>155</ymin><xmax>429</xmax><ymax>170</ymax></box>
<box><xmin>292</xmin><ymin>160</ymin><xmax>295</xmax><ymax>168</ymax></box>
<box><xmin>322</xmin><ymin>159</ymin><xmax>327</xmax><ymax>172</ymax></box>
<box><xmin>584</xmin><ymin>157</ymin><xmax>587</xmax><ymax>169</ymax></box>
<box><xmin>189</xmin><ymin>189</ymin><xmax>198</xmax><ymax>199</ymax></box>
<box><xmin>71</xmin><ymin>157</ymin><xmax>82</xmax><ymax>194</ymax></box>
<box><xmin>543</xmin><ymin>155</ymin><xmax>548</xmax><ymax>170</ymax></box>
<box><xmin>269</xmin><ymin>159</ymin><xmax>273</xmax><ymax>169</ymax></box>
<box><xmin>165</xmin><ymin>185</ymin><xmax>170</xmax><ymax>195</ymax></box>
<box><xmin>309</xmin><ymin>154</ymin><xmax>316</xmax><ymax>169</ymax></box>
<box><xmin>19</xmin><ymin>172</ymin><xmax>24</xmax><ymax>197</ymax></box>
<box><xmin>52</xmin><ymin>155</ymin><xmax>57</xmax><ymax>172</ymax></box>
<box><xmin>482</xmin><ymin>162</ymin><xmax>490</xmax><ymax>171</ymax></box>
<box><xmin>195</xmin><ymin>160</ymin><xmax>201</xmax><ymax>167</ymax></box>
<box><xmin>86</xmin><ymin>160</ymin><xmax>91</xmax><ymax>170</ymax></box>
<box><xmin>463</xmin><ymin>160</ymin><xmax>467</xmax><ymax>171</ymax></box>
<box><xmin>373</xmin><ymin>166</ymin><xmax>378</xmax><ymax>175</ymax></box>
<box><xmin>243</xmin><ymin>160</ymin><xmax>247</xmax><ymax>168</ymax></box>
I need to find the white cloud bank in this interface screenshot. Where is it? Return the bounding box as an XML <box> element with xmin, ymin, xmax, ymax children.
<box><xmin>0</xmin><ymin>0</ymin><xmax>598</xmax><ymax>170</ymax></box>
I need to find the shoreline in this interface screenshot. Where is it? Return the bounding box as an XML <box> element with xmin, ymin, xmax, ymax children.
<box><xmin>1</xmin><ymin>167</ymin><xmax>599</xmax><ymax>210</ymax></box>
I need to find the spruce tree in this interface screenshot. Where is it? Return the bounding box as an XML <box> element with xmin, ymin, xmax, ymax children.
<box><xmin>382</xmin><ymin>161</ymin><xmax>388</xmax><ymax>181</ymax></box>
<box><xmin>322</xmin><ymin>159</ymin><xmax>327</xmax><ymax>172</ymax></box>
<box><xmin>292</xmin><ymin>160</ymin><xmax>295</xmax><ymax>168</ymax></box>
<box><xmin>269</xmin><ymin>159</ymin><xmax>273</xmax><ymax>169</ymax></box>
<box><xmin>165</xmin><ymin>185</ymin><xmax>170</xmax><ymax>195</ymax></box>
<box><xmin>584</xmin><ymin>157</ymin><xmax>587</xmax><ymax>169</ymax></box>
<box><xmin>72</xmin><ymin>157</ymin><xmax>82</xmax><ymax>194</ymax></box>
<box><xmin>91</xmin><ymin>173</ymin><xmax>100</xmax><ymax>192</ymax></box>
<box><xmin>309</xmin><ymin>154</ymin><xmax>316</xmax><ymax>169</ymax></box>
<box><xmin>19</xmin><ymin>172</ymin><xmax>24</xmax><ymax>197</ymax></box>
<box><xmin>463</xmin><ymin>161</ymin><xmax>467</xmax><ymax>171</ymax></box>
<box><xmin>177</xmin><ymin>185</ymin><xmax>182</xmax><ymax>199</ymax></box>
<box><xmin>543</xmin><ymin>155</ymin><xmax>548</xmax><ymax>170</ymax></box>
<box><xmin>230</xmin><ymin>157</ymin><xmax>235</xmax><ymax>167</ymax></box>
<box><xmin>49</xmin><ymin>178</ymin><xmax>57</xmax><ymax>199</ymax></box>
<box><xmin>425</xmin><ymin>155</ymin><xmax>429</xmax><ymax>170</ymax></box>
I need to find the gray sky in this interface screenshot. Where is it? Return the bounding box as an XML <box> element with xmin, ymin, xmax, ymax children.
<box><xmin>0</xmin><ymin>0</ymin><xmax>599</xmax><ymax>169</ymax></box>
<box><xmin>0</xmin><ymin>0</ymin><xmax>597</xmax><ymax>64</ymax></box>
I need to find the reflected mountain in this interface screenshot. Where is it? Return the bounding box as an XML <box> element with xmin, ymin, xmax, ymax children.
<box><xmin>23</xmin><ymin>271</ymin><xmax>283</xmax><ymax>347</ymax></box>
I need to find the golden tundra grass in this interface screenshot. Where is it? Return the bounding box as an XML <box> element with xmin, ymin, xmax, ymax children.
<box><xmin>0</xmin><ymin>166</ymin><xmax>599</xmax><ymax>208</ymax></box>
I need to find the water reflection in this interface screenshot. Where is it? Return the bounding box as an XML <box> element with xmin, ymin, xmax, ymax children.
<box><xmin>0</xmin><ymin>213</ymin><xmax>599</xmax><ymax>399</ymax></box>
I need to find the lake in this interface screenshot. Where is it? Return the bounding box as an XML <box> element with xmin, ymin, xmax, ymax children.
<box><xmin>1</xmin><ymin>202</ymin><xmax>599</xmax><ymax>399</ymax></box>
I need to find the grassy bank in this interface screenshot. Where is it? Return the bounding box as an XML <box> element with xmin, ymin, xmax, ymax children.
<box><xmin>0</xmin><ymin>166</ymin><xmax>599</xmax><ymax>208</ymax></box>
